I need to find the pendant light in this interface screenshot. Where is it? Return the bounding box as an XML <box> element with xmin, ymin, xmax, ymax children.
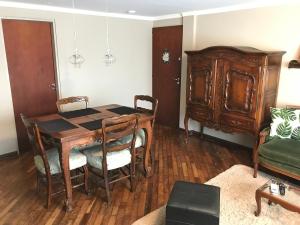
<box><xmin>69</xmin><ymin>0</ymin><xmax>85</xmax><ymax>67</ymax></box>
<box><xmin>104</xmin><ymin>2</ymin><xmax>116</xmax><ymax>66</ymax></box>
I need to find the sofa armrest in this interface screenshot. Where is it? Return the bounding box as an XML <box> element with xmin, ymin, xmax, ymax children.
<box><xmin>258</xmin><ymin>127</ymin><xmax>270</xmax><ymax>145</ymax></box>
<box><xmin>253</xmin><ymin>127</ymin><xmax>270</xmax><ymax>164</ymax></box>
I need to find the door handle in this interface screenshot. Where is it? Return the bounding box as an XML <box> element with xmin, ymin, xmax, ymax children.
<box><xmin>49</xmin><ymin>83</ymin><xmax>56</xmax><ymax>90</ymax></box>
<box><xmin>173</xmin><ymin>77</ymin><xmax>180</xmax><ymax>85</ymax></box>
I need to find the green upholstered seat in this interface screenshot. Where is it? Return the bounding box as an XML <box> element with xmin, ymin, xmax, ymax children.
<box><xmin>83</xmin><ymin>142</ymin><xmax>132</xmax><ymax>171</ymax></box>
<box><xmin>34</xmin><ymin>148</ymin><xmax>87</xmax><ymax>175</ymax></box>
<box><xmin>72</xmin><ymin>140</ymin><xmax>101</xmax><ymax>151</ymax></box>
<box><xmin>119</xmin><ymin>129</ymin><xmax>145</xmax><ymax>148</ymax></box>
<box><xmin>258</xmin><ymin>137</ymin><xmax>300</xmax><ymax>176</ymax></box>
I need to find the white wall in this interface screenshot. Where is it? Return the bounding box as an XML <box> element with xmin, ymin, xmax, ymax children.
<box><xmin>1</xmin><ymin>4</ymin><xmax>300</xmax><ymax>155</ymax></box>
<box><xmin>179</xmin><ymin>5</ymin><xmax>300</xmax><ymax>147</ymax></box>
<box><xmin>0</xmin><ymin>7</ymin><xmax>152</xmax><ymax>155</ymax></box>
<box><xmin>153</xmin><ymin>17</ymin><xmax>182</xmax><ymax>27</ymax></box>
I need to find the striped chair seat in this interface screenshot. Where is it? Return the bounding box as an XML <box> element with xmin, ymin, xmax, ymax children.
<box><xmin>119</xmin><ymin>129</ymin><xmax>145</xmax><ymax>148</ymax></box>
<box><xmin>83</xmin><ymin>142</ymin><xmax>132</xmax><ymax>170</ymax></box>
<box><xmin>34</xmin><ymin>148</ymin><xmax>87</xmax><ymax>175</ymax></box>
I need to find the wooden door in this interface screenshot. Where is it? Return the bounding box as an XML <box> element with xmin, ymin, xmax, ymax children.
<box><xmin>2</xmin><ymin>19</ymin><xmax>58</xmax><ymax>153</ymax></box>
<box><xmin>153</xmin><ymin>26</ymin><xmax>182</xmax><ymax>128</ymax></box>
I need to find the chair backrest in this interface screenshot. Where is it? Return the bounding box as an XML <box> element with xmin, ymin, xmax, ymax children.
<box><xmin>101</xmin><ymin>114</ymin><xmax>138</xmax><ymax>166</ymax></box>
<box><xmin>56</xmin><ymin>96</ymin><xmax>89</xmax><ymax>112</ymax></box>
<box><xmin>134</xmin><ymin>95</ymin><xmax>158</xmax><ymax>128</ymax></box>
<box><xmin>20</xmin><ymin>114</ymin><xmax>51</xmax><ymax>174</ymax></box>
<box><xmin>20</xmin><ymin>113</ymin><xmax>35</xmax><ymax>148</ymax></box>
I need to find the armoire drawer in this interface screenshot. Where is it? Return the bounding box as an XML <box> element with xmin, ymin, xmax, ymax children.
<box><xmin>189</xmin><ymin>108</ymin><xmax>213</xmax><ymax>121</ymax></box>
<box><xmin>220</xmin><ymin>115</ymin><xmax>254</xmax><ymax>131</ymax></box>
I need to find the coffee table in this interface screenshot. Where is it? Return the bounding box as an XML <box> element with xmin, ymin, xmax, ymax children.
<box><xmin>254</xmin><ymin>179</ymin><xmax>300</xmax><ymax>216</ymax></box>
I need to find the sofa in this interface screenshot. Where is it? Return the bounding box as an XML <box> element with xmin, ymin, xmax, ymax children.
<box><xmin>253</xmin><ymin>106</ymin><xmax>300</xmax><ymax>180</ymax></box>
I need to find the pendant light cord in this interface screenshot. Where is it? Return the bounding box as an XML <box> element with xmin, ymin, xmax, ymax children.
<box><xmin>106</xmin><ymin>17</ymin><xmax>110</xmax><ymax>51</ymax></box>
<box><xmin>72</xmin><ymin>0</ymin><xmax>77</xmax><ymax>52</ymax></box>
<box><xmin>105</xmin><ymin>0</ymin><xmax>110</xmax><ymax>52</ymax></box>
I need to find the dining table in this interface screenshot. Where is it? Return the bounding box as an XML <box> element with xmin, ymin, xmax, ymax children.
<box><xmin>33</xmin><ymin>104</ymin><xmax>154</xmax><ymax>211</ymax></box>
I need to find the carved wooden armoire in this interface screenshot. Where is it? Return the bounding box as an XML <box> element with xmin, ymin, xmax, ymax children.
<box><xmin>184</xmin><ymin>46</ymin><xmax>285</xmax><ymax>142</ymax></box>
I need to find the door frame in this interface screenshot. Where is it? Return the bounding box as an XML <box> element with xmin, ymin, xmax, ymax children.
<box><xmin>0</xmin><ymin>16</ymin><xmax>62</xmax><ymax>99</ymax></box>
<box><xmin>0</xmin><ymin>16</ymin><xmax>61</xmax><ymax>154</ymax></box>
<box><xmin>152</xmin><ymin>25</ymin><xmax>183</xmax><ymax>128</ymax></box>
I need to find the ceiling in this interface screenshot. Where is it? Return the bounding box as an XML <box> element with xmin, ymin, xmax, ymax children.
<box><xmin>0</xmin><ymin>0</ymin><xmax>298</xmax><ymax>18</ymax></box>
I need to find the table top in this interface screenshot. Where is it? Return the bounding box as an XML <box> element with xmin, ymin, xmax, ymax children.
<box><xmin>258</xmin><ymin>179</ymin><xmax>300</xmax><ymax>207</ymax></box>
<box><xmin>33</xmin><ymin>104</ymin><xmax>152</xmax><ymax>142</ymax></box>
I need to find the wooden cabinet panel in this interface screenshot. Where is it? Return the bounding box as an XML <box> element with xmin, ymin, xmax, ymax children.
<box><xmin>189</xmin><ymin>107</ymin><xmax>213</xmax><ymax>122</ymax></box>
<box><xmin>220</xmin><ymin>60</ymin><xmax>258</xmax><ymax>119</ymax></box>
<box><xmin>187</xmin><ymin>57</ymin><xmax>215</xmax><ymax>110</ymax></box>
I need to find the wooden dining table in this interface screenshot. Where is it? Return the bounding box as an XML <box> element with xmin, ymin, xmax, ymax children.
<box><xmin>33</xmin><ymin>104</ymin><xmax>154</xmax><ymax>211</ymax></box>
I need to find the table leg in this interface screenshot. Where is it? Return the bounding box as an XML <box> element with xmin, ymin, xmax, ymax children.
<box><xmin>143</xmin><ymin>122</ymin><xmax>153</xmax><ymax>177</ymax></box>
<box><xmin>184</xmin><ymin>114</ymin><xmax>189</xmax><ymax>143</ymax></box>
<box><xmin>200</xmin><ymin>125</ymin><xmax>204</xmax><ymax>138</ymax></box>
<box><xmin>254</xmin><ymin>190</ymin><xmax>261</xmax><ymax>216</ymax></box>
<box><xmin>268</xmin><ymin>199</ymin><xmax>272</xmax><ymax>205</ymax></box>
<box><xmin>59</xmin><ymin>142</ymin><xmax>73</xmax><ymax>212</ymax></box>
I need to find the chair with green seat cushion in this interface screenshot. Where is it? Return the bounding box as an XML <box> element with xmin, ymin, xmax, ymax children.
<box><xmin>119</xmin><ymin>129</ymin><xmax>146</xmax><ymax>148</ymax></box>
<box><xmin>133</xmin><ymin>95</ymin><xmax>158</xmax><ymax>173</ymax></box>
<box><xmin>84</xmin><ymin>141</ymin><xmax>132</xmax><ymax>170</ymax></box>
<box><xmin>83</xmin><ymin>114</ymin><xmax>139</xmax><ymax>204</ymax></box>
<box><xmin>72</xmin><ymin>140</ymin><xmax>102</xmax><ymax>152</ymax></box>
<box><xmin>253</xmin><ymin>106</ymin><xmax>300</xmax><ymax>181</ymax></box>
<box><xmin>20</xmin><ymin>113</ymin><xmax>89</xmax><ymax>208</ymax></box>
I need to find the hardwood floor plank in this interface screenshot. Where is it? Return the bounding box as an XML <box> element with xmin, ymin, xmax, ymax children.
<box><xmin>0</xmin><ymin>125</ymin><xmax>252</xmax><ymax>225</ymax></box>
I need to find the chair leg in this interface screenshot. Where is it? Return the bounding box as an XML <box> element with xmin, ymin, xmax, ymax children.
<box><xmin>150</xmin><ymin>147</ymin><xmax>155</xmax><ymax>170</ymax></box>
<box><xmin>36</xmin><ymin>172</ymin><xmax>40</xmax><ymax>193</ymax></box>
<box><xmin>130</xmin><ymin>162</ymin><xmax>136</xmax><ymax>192</ymax></box>
<box><xmin>103</xmin><ymin>169</ymin><xmax>111</xmax><ymax>204</ymax></box>
<box><xmin>83</xmin><ymin>165</ymin><xmax>89</xmax><ymax>194</ymax></box>
<box><xmin>46</xmin><ymin>175</ymin><xmax>52</xmax><ymax>209</ymax></box>
<box><xmin>253</xmin><ymin>163</ymin><xmax>258</xmax><ymax>178</ymax></box>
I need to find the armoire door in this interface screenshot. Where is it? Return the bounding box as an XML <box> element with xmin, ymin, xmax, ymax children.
<box><xmin>187</xmin><ymin>55</ymin><xmax>216</xmax><ymax>121</ymax></box>
<box><xmin>218</xmin><ymin>59</ymin><xmax>259</xmax><ymax>131</ymax></box>
<box><xmin>2</xmin><ymin>19</ymin><xmax>58</xmax><ymax>153</ymax></box>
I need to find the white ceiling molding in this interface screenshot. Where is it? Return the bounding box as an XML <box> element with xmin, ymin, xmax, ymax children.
<box><xmin>0</xmin><ymin>1</ymin><xmax>154</xmax><ymax>21</ymax></box>
<box><xmin>153</xmin><ymin>13</ymin><xmax>182</xmax><ymax>21</ymax></box>
<box><xmin>0</xmin><ymin>0</ymin><xmax>299</xmax><ymax>21</ymax></box>
<box><xmin>181</xmin><ymin>0</ymin><xmax>300</xmax><ymax>17</ymax></box>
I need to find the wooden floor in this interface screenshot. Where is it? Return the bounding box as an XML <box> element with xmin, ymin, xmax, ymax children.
<box><xmin>0</xmin><ymin>125</ymin><xmax>252</xmax><ymax>225</ymax></box>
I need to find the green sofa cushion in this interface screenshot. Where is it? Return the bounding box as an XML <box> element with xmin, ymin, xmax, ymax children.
<box><xmin>259</xmin><ymin>157</ymin><xmax>300</xmax><ymax>176</ymax></box>
<box><xmin>259</xmin><ymin>137</ymin><xmax>300</xmax><ymax>171</ymax></box>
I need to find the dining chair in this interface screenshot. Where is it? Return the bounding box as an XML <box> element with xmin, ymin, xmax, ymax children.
<box><xmin>56</xmin><ymin>96</ymin><xmax>101</xmax><ymax>151</ymax></box>
<box><xmin>20</xmin><ymin>113</ymin><xmax>89</xmax><ymax>208</ymax></box>
<box><xmin>133</xmin><ymin>95</ymin><xmax>158</xmax><ymax>170</ymax></box>
<box><xmin>56</xmin><ymin>96</ymin><xmax>89</xmax><ymax>112</ymax></box>
<box><xmin>83</xmin><ymin>114</ymin><xmax>138</xmax><ymax>204</ymax></box>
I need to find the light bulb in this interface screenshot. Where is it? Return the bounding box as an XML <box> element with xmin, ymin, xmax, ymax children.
<box><xmin>104</xmin><ymin>48</ymin><xmax>116</xmax><ymax>66</ymax></box>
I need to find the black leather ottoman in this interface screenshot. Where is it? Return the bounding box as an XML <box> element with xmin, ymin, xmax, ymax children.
<box><xmin>166</xmin><ymin>181</ymin><xmax>220</xmax><ymax>225</ymax></box>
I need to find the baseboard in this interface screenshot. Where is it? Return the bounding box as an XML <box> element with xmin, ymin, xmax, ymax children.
<box><xmin>0</xmin><ymin>151</ymin><xmax>19</xmax><ymax>160</ymax></box>
<box><xmin>179</xmin><ymin>128</ymin><xmax>252</xmax><ymax>151</ymax></box>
